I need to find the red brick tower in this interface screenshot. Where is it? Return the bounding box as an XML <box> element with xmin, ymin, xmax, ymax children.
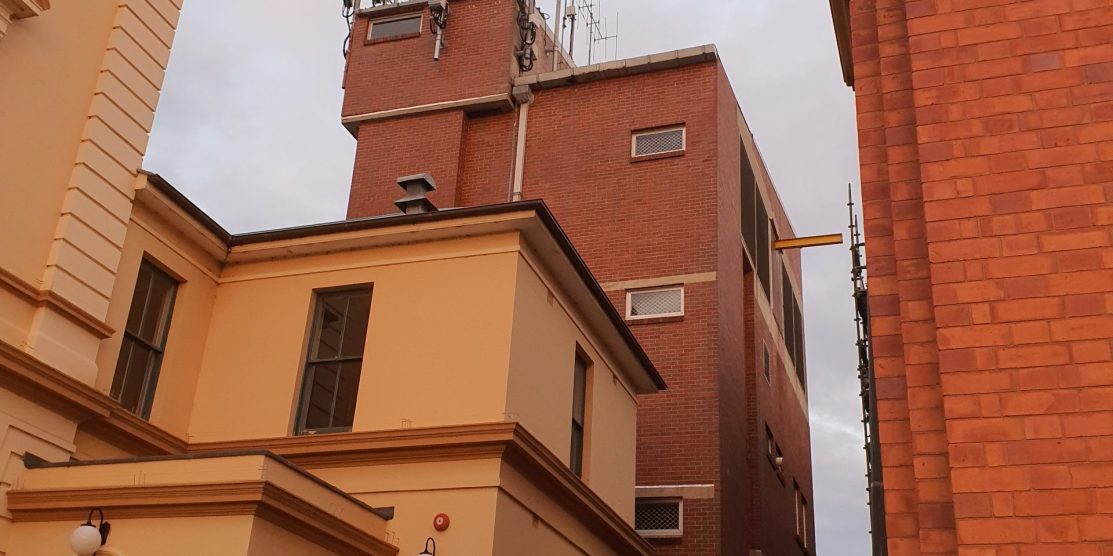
<box><xmin>832</xmin><ymin>0</ymin><xmax>1113</xmax><ymax>554</ymax></box>
<box><xmin>343</xmin><ymin>1</ymin><xmax>816</xmax><ymax>553</ymax></box>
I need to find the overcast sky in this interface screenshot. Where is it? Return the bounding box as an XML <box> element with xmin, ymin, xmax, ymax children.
<box><xmin>145</xmin><ymin>1</ymin><xmax>867</xmax><ymax>553</ymax></box>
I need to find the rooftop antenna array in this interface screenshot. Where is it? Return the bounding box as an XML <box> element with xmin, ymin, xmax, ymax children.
<box><xmin>574</xmin><ymin>0</ymin><xmax>618</xmax><ymax>65</ymax></box>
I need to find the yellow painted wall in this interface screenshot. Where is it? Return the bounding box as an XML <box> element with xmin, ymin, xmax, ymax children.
<box><xmin>505</xmin><ymin>254</ymin><xmax>639</xmax><ymax>521</ymax></box>
<box><xmin>312</xmin><ymin>459</ymin><xmax>502</xmax><ymax>555</ymax></box>
<box><xmin>96</xmin><ymin>202</ymin><xmax>220</xmax><ymax>440</ymax></box>
<box><xmin>0</xmin><ymin>0</ymin><xmax>118</xmax><ymax>284</ymax></box>
<box><xmin>248</xmin><ymin>518</ymin><xmax>346</xmax><ymax>556</ymax></box>
<box><xmin>6</xmin><ymin>515</ymin><xmax>255</xmax><ymax>556</ymax></box>
<box><xmin>492</xmin><ymin>461</ymin><xmax>627</xmax><ymax>556</ymax></box>
<box><xmin>188</xmin><ymin>234</ymin><xmax>520</xmax><ymax>443</ymax></box>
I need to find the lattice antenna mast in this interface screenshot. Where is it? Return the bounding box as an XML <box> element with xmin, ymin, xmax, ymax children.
<box><xmin>848</xmin><ymin>184</ymin><xmax>888</xmax><ymax>556</ymax></box>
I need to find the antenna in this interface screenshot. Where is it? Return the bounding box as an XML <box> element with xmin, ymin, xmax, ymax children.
<box><xmin>573</xmin><ymin>0</ymin><xmax>619</xmax><ymax>65</ymax></box>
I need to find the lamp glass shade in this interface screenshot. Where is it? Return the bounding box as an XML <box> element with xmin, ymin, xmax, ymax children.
<box><xmin>70</xmin><ymin>524</ymin><xmax>102</xmax><ymax>555</ymax></box>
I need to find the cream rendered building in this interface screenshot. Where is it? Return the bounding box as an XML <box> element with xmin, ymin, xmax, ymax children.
<box><xmin>0</xmin><ymin>2</ymin><xmax>663</xmax><ymax>555</ymax></box>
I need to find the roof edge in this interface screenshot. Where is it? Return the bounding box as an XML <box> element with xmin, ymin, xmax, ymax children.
<box><xmin>829</xmin><ymin>0</ymin><xmax>854</xmax><ymax>88</ymax></box>
<box><xmin>515</xmin><ymin>44</ymin><xmax>719</xmax><ymax>90</ymax></box>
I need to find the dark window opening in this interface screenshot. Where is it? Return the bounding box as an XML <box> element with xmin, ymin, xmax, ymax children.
<box><xmin>297</xmin><ymin>288</ymin><xmax>372</xmax><ymax>434</ymax></box>
<box><xmin>763</xmin><ymin>342</ymin><xmax>771</xmax><ymax>383</ymax></box>
<box><xmin>368</xmin><ymin>15</ymin><xmax>421</xmax><ymax>41</ymax></box>
<box><xmin>741</xmin><ymin>141</ymin><xmax>757</xmax><ymax>261</ymax></box>
<box><xmin>570</xmin><ymin>352</ymin><xmax>589</xmax><ymax>477</ymax></box>
<box><xmin>755</xmin><ymin>199</ymin><xmax>771</xmax><ymax>299</ymax></box>
<box><xmin>110</xmin><ymin>260</ymin><xmax>178</xmax><ymax>419</ymax></box>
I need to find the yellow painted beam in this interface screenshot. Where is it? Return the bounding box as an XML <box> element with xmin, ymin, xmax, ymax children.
<box><xmin>774</xmin><ymin>233</ymin><xmax>844</xmax><ymax>251</ymax></box>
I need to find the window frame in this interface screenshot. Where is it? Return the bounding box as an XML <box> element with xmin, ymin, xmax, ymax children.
<box><xmin>570</xmin><ymin>351</ymin><xmax>591</xmax><ymax>477</ymax></box>
<box><xmin>110</xmin><ymin>258</ymin><xmax>179</xmax><ymax>420</ymax></box>
<box><xmin>625</xmin><ymin>285</ymin><xmax>685</xmax><ymax>321</ymax></box>
<box><xmin>634</xmin><ymin>498</ymin><xmax>684</xmax><ymax>539</ymax></box>
<box><xmin>631</xmin><ymin>125</ymin><xmax>687</xmax><ymax>159</ymax></box>
<box><xmin>763</xmin><ymin>342</ymin><xmax>772</xmax><ymax>383</ymax></box>
<box><xmin>365</xmin><ymin>12</ymin><xmax>423</xmax><ymax>44</ymax></box>
<box><xmin>294</xmin><ymin>286</ymin><xmax>374</xmax><ymax>435</ymax></box>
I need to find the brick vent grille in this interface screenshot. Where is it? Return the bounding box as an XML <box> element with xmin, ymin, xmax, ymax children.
<box><xmin>628</xmin><ymin>287</ymin><xmax>683</xmax><ymax>318</ymax></box>
<box><xmin>634</xmin><ymin>128</ymin><xmax>685</xmax><ymax>157</ymax></box>
<box><xmin>635</xmin><ymin>500</ymin><xmax>681</xmax><ymax>533</ymax></box>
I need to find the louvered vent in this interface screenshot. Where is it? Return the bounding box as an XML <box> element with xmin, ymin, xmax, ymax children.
<box><xmin>627</xmin><ymin>287</ymin><xmax>684</xmax><ymax>319</ymax></box>
<box><xmin>635</xmin><ymin>499</ymin><xmax>682</xmax><ymax>537</ymax></box>
<box><xmin>632</xmin><ymin>127</ymin><xmax>685</xmax><ymax>157</ymax></box>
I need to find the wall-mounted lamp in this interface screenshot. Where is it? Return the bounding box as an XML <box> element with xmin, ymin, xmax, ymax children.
<box><xmin>70</xmin><ymin>508</ymin><xmax>110</xmax><ymax>556</ymax></box>
<box><xmin>419</xmin><ymin>537</ymin><xmax>436</xmax><ymax>556</ymax></box>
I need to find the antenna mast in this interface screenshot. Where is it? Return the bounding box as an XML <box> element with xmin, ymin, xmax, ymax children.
<box><xmin>574</xmin><ymin>0</ymin><xmax>618</xmax><ymax>64</ymax></box>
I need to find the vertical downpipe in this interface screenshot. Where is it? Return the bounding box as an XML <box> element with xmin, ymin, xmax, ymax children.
<box><xmin>512</xmin><ymin>99</ymin><xmax>530</xmax><ymax>201</ymax></box>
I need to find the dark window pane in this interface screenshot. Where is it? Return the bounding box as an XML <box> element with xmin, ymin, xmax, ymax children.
<box><xmin>570</xmin><ymin>423</ymin><xmax>584</xmax><ymax>477</ymax></box>
<box><xmin>303</xmin><ymin>362</ymin><xmax>339</xmax><ymax>431</ymax></box>
<box><xmin>137</xmin><ymin>271</ymin><xmax>175</xmax><ymax>344</ymax></box>
<box><xmin>125</xmin><ymin>268</ymin><xmax>152</xmax><ymax>336</ymax></box>
<box><xmin>741</xmin><ymin>141</ymin><xmax>757</xmax><ymax>263</ymax></box>
<box><xmin>331</xmin><ymin>360</ymin><xmax>363</xmax><ymax>429</ymax></box>
<box><xmin>111</xmin><ymin>261</ymin><xmax>177</xmax><ymax>419</ymax></box>
<box><xmin>313</xmin><ymin>296</ymin><xmax>346</xmax><ymax>360</ymax></box>
<box><xmin>756</xmin><ymin>198</ymin><xmax>770</xmax><ymax>298</ymax></box>
<box><xmin>116</xmin><ymin>341</ymin><xmax>156</xmax><ymax>413</ymax></box>
<box><xmin>369</xmin><ymin>16</ymin><xmax>421</xmax><ymax>40</ymax></box>
<box><xmin>572</xmin><ymin>355</ymin><xmax>587</xmax><ymax>424</ymax></box>
<box><xmin>341</xmin><ymin>292</ymin><xmax>372</xmax><ymax>357</ymax></box>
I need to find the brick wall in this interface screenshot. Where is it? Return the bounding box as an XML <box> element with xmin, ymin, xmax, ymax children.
<box><xmin>342</xmin><ymin>11</ymin><xmax>815</xmax><ymax>552</ymax></box>
<box><xmin>849</xmin><ymin>0</ymin><xmax>1113</xmax><ymax>554</ymax></box>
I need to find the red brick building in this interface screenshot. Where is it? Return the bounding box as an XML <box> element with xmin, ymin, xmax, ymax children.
<box><xmin>340</xmin><ymin>1</ymin><xmax>816</xmax><ymax>553</ymax></box>
<box><xmin>832</xmin><ymin>0</ymin><xmax>1113</xmax><ymax>554</ymax></box>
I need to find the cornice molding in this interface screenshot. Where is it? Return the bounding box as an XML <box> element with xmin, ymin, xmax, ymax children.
<box><xmin>0</xmin><ymin>341</ymin><xmax>187</xmax><ymax>455</ymax></box>
<box><xmin>189</xmin><ymin>423</ymin><xmax>654</xmax><ymax>555</ymax></box>
<box><xmin>8</xmin><ymin>480</ymin><xmax>398</xmax><ymax>556</ymax></box>
<box><xmin>0</xmin><ymin>267</ymin><xmax>114</xmax><ymax>339</ymax></box>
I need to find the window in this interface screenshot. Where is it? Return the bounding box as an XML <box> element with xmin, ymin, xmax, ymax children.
<box><xmin>766</xmin><ymin>425</ymin><xmax>784</xmax><ymax>477</ymax></box>
<box><xmin>635</xmin><ymin>499</ymin><xmax>683</xmax><ymax>538</ymax></box>
<box><xmin>781</xmin><ymin>265</ymin><xmax>806</xmax><ymax>388</ymax></box>
<box><xmin>367</xmin><ymin>14</ymin><xmax>421</xmax><ymax>41</ymax></box>
<box><xmin>763</xmin><ymin>342</ymin><xmax>771</xmax><ymax>383</ymax></box>
<box><xmin>626</xmin><ymin>286</ymin><xmax>684</xmax><ymax>320</ymax></box>
<box><xmin>741</xmin><ymin>141</ymin><xmax>758</xmax><ymax>260</ymax></box>
<box><xmin>632</xmin><ymin>126</ymin><xmax>686</xmax><ymax>158</ymax></box>
<box><xmin>755</xmin><ymin>199</ymin><xmax>771</xmax><ymax>299</ymax></box>
<box><xmin>570</xmin><ymin>352</ymin><xmax>589</xmax><ymax>477</ymax></box>
<box><xmin>111</xmin><ymin>260</ymin><xmax>178</xmax><ymax>419</ymax></box>
<box><xmin>296</xmin><ymin>288</ymin><xmax>373</xmax><ymax>434</ymax></box>
<box><xmin>795</xmin><ymin>482</ymin><xmax>809</xmax><ymax>547</ymax></box>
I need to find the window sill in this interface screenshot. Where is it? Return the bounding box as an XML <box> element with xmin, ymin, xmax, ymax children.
<box><xmin>365</xmin><ymin>31</ymin><xmax>421</xmax><ymax>45</ymax></box>
<box><xmin>626</xmin><ymin>315</ymin><xmax>684</xmax><ymax>326</ymax></box>
<box><xmin>631</xmin><ymin>150</ymin><xmax>685</xmax><ymax>163</ymax></box>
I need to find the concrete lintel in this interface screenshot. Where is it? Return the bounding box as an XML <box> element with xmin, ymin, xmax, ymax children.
<box><xmin>341</xmin><ymin>94</ymin><xmax>514</xmax><ymax>136</ymax></box>
<box><xmin>517</xmin><ymin>45</ymin><xmax>719</xmax><ymax>91</ymax></box>
<box><xmin>635</xmin><ymin>484</ymin><xmax>716</xmax><ymax>500</ymax></box>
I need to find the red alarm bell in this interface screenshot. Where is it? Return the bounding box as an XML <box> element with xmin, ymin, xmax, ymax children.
<box><xmin>433</xmin><ymin>513</ymin><xmax>450</xmax><ymax>531</ymax></box>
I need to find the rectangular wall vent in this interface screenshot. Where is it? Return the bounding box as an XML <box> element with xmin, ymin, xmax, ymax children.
<box><xmin>632</xmin><ymin>127</ymin><xmax>686</xmax><ymax>157</ymax></box>
<box><xmin>626</xmin><ymin>286</ymin><xmax>684</xmax><ymax>320</ymax></box>
<box><xmin>635</xmin><ymin>499</ymin><xmax>683</xmax><ymax>538</ymax></box>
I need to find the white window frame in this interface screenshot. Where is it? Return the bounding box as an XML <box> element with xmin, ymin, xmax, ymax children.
<box><xmin>625</xmin><ymin>285</ymin><xmax>685</xmax><ymax>321</ymax></box>
<box><xmin>634</xmin><ymin>498</ymin><xmax>684</xmax><ymax>539</ymax></box>
<box><xmin>367</xmin><ymin>12</ymin><xmax>423</xmax><ymax>41</ymax></box>
<box><xmin>631</xmin><ymin>126</ymin><xmax>687</xmax><ymax>158</ymax></box>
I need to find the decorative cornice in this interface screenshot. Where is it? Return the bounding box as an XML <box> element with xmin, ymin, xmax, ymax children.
<box><xmin>8</xmin><ymin>480</ymin><xmax>398</xmax><ymax>556</ymax></box>
<box><xmin>340</xmin><ymin>94</ymin><xmax>514</xmax><ymax>136</ymax></box>
<box><xmin>0</xmin><ymin>266</ymin><xmax>114</xmax><ymax>339</ymax></box>
<box><xmin>0</xmin><ymin>341</ymin><xmax>187</xmax><ymax>455</ymax></box>
<box><xmin>191</xmin><ymin>423</ymin><xmax>654</xmax><ymax>555</ymax></box>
